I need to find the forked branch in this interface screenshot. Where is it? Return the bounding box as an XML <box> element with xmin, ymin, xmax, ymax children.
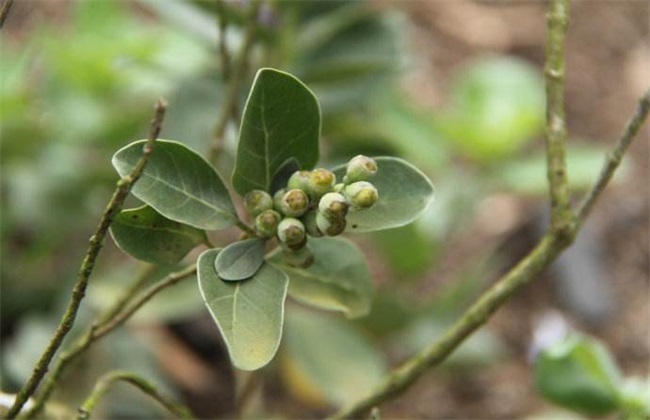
<box><xmin>330</xmin><ymin>0</ymin><xmax>650</xmax><ymax>417</ymax></box>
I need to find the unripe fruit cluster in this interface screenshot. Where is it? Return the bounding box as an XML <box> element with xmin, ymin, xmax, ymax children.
<box><xmin>243</xmin><ymin>155</ymin><xmax>379</xmax><ymax>259</ymax></box>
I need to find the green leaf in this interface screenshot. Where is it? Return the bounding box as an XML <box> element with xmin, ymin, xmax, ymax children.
<box><xmin>112</xmin><ymin>139</ymin><xmax>237</xmax><ymax>230</ymax></box>
<box><xmin>197</xmin><ymin>249</ymin><xmax>288</xmax><ymax>371</ymax></box>
<box><xmin>333</xmin><ymin>157</ymin><xmax>434</xmax><ymax>232</ymax></box>
<box><xmin>215</xmin><ymin>238</ymin><xmax>266</xmax><ymax>281</ymax></box>
<box><xmin>535</xmin><ymin>334</ymin><xmax>622</xmax><ymax>416</ymax></box>
<box><xmin>232</xmin><ymin>68</ymin><xmax>321</xmax><ymax>196</ymax></box>
<box><xmin>270</xmin><ymin>237</ymin><xmax>372</xmax><ymax>318</ymax></box>
<box><xmin>109</xmin><ymin>205</ymin><xmax>206</xmax><ymax>265</ymax></box>
<box><xmin>436</xmin><ymin>57</ymin><xmax>544</xmax><ymax>162</ymax></box>
<box><xmin>281</xmin><ymin>309</ymin><xmax>387</xmax><ymax>407</ymax></box>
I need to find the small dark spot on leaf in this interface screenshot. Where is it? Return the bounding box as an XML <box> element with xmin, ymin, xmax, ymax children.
<box><xmin>132</xmin><ymin>215</ymin><xmax>139</xmax><ymax>219</ymax></box>
<box><xmin>352</xmin><ymin>224</ymin><xmax>358</xmax><ymax>229</ymax></box>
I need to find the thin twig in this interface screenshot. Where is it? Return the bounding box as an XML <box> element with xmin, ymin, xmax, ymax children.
<box><xmin>25</xmin><ymin>264</ymin><xmax>196</xmax><ymax>418</ymax></box>
<box><xmin>208</xmin><ymin>0</ymin><xmax>261</xmax><ymax>166</ymax></box>
<box><xmin>544</xmin><ymin>0</ymin><xmax>574</xmax><ymax>237</ymax></box>
<box><xmin>77</xmin><ymin>371</ymin><xmax>192</xmax><ymax>419</ymax></box>
<box><xmin>96</xmin><ymin>264</ymin><xmax>157</xmax><ymax>325</ymax></box>
<box><xmin>330</xmin><ymin>234</ymin><xmax>569</xmax><ymax>419</ymax></box>
<box><xmin>576</xmin><ymin>89</ymin><xmax>650</xmax><ymax>227</ymax></box>
<box><xmin>0</xmin><ymin>0</ymin><xmax>15</xmax><ymax>28</ymax></box>
<box><xmin>6</xmin><ymin>100</ymin><xmax>168</xmax><ymax>419</ymax></box>
<box><xmin>216</xmin><ymin>0</ymin><xmax>232</xmax><ymax>81</ymax></box>
<box><xmin>92</xmin><ymin>265</ymin><xmax>197</xmax><ymax>340</ymax></box>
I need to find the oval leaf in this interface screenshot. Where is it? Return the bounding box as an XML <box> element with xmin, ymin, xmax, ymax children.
<box><xmin>110</xmin><ymin>205</ymin><xmax>206</xmax><ymax>265</ymax></box>
<box><xmin>112</xmin><ymin>139</ymin><xmax>237</xmax><ymax>230</ymax></box>
<box><xmin>197</xmin><ymin>249</ymin><xmax>288</xmax><ymax>371</ymax></box>
<box><xmin>232</xmin><ymin>68</ymin><xmax>321</xmax><ymax>195</ymax></box>
<box><xmin>215</xmin><ymin>238</ymin><xmax>266</xmax><ymax>281</ymax></box>
<box><xmin>535</xmin><ymin>334</ymin><xmax>622</xmax><ymax>416</ymax></box>
<box><xmin>270</xmin><ymin>237</ymin><xmax>372</xmax><ymax>318</ymax></box>
<box><xmin>333</xmin><ymin>157</ymin><xmax>434</xmax><ymax>232</ymax></box>
<box><xmin>281</xmin><ymin>309</ymin><xmax>387</xmax><ymax>407</ymax></box>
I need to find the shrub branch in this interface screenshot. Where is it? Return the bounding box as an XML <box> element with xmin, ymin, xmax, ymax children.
<box><xmin>209</xmin><ymin>0</ymin><xmax>261</xmax><ymax>165</ymax></box>
<box><xmin>330</xmin><ymin>0</ymin><xmax>650</xmax><ymax>417</ymax></box>
<box><xmin>544</xmin><ymin>0</ymin><xmax>574</xmax><ymax>237</ymax></box>
<box><xmin>576</xmin><ymin>89</ymin><xmax>650</xmax><ymax>227</ymax></box>
<box><xmin>5</xmin><ymin>100</ymin><xmax>167</xmax><ymax>419</ymax></box>
<box><xmin>0</xmin><ymin>0</ymin><xmax>15</xmax><ymax>28</ymax></box>
<box><xmin>24</xmin><ymin>264</ymin><xmax>196</xmax><ymax>418</ymax></box>
<box><xmin>77</xmin><ymin>371</ymin><xmax>192</xmax><ymax>419</ymax></box>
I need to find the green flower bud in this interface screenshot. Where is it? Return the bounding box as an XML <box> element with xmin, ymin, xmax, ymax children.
<box><xmin>255</xmin><ymin>209</ymin><xmax>282</xmax><ymax>237</ymax></box>
<box><xmin>273</xmin><ymin>188</ymin><xmax>287</xmax><ymax>212</ymax></box>
<box><xmin>244</xmin><ymin>190</ymin><xmax>274</xmax><ymax>216</ymax></box>
<box><xmin>277</xmin><ymin>217</ymin><xmax>306</xmax><ymax>249</ymax></box>
<box><xmin>278</xmin><ymin>189</ymin><xmax>309</xmax><ymax>217</ymax></box>
<box><xmin>318</xmin><ymin>192</ymin><xmax>349</xmax><ymax>219</ymax></box>
<box><xmin>316</xmin><ymin>212</ymin><xmax>346</xmax><ymax>236</ymax></box>
<box><xmin>344</xmin><ymin>155</ymin><xmax>378</xmax><ymax>184</ymax></box>
<box><xmin>334</xmin><ymin>183</ymin><xmax>345</xmax><ymax>193</ymax></box>
<box><xmin>344</xmin><ymin>181</ymin><xmax>379</xmax><ymax>209</ymax></box>
<box><xmin>301</xmin><ymin>209</ymin><xmax>323</xmax><ymax>237</ymax></box>
<box><xmin>307</xmin><ymin>168</ymin><xmax>336</xmax><ymax>199</ymax></box>
<box><xmin>287</xmin><ymin>170</ymin><xmax>312</xmax><ymax>192</ymax></box>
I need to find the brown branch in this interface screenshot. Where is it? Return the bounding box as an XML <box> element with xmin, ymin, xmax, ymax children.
<box><xmin>6</xmin><ymin>100</ymin><xmax>167</xmax><ymax>419</ymax></box>
<box><xmin>208</xmin><ymin>0</ymin><xmax>261</xmax><ymax>165</ymax></box>
<box><xmin>0</xmin><ymin>0</ymin><xmax>15</xmax><ymax>28</ymax></box>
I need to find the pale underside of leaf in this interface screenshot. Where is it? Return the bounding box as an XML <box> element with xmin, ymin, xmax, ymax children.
<box><xmin>198</xmin><ymin>249</ymin><xmax>288</xmax><ymax>371</ymax></box>
<box><xmin>215</xmin><ymin>238</ymin><xmax>266</xmax><ymax>281</ymax></box>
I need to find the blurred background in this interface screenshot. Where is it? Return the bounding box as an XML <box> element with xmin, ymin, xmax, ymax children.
<box><xmin>1</xmin><ymin>0</ymin><xmax>648</xmax><ymax>418</ymax></box>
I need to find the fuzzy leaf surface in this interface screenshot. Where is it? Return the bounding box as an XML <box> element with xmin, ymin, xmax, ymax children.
<box><xmin>232</xmin><ymin>68</ymin><xmax>320</xmax><ymax>195</ymax></box>
<box><xmin>215</xmin><ymin>238</ymin><xmax>266</xmax><ymax>281</ymax></box>
<box><xmin>110</xmin><ymin>205</ymin><xmax>206</xmax><ymax>264</ymax></box>
<box><xmin>270</xmin><ymin>237</ymin><xmax>372</xmax><ymax>318</ymax></box>
<box><xmin>333</xmin><ymin>157</ymin><xmax>434</xmax><ymax>232</ymax></box>
<box><xmin>198</xmin><ymin>249</ymin><xmax>288</xmax><ymax>371</ymax></box>
<box><xmin>112</xmin><ymin>139</ymin><xmax>237</xmax><ymax>230</ymax></box>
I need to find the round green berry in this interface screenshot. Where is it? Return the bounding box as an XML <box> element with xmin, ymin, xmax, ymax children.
<box><xmin>278</xmin><ymin>189</ymin><xmax>309</xmax><ymax>217</ymax></box>
<box><xmin>255</xmin><ymin>209</ymin><xmax>281</xmax><ymax>237</ymax></box>
<box><xmin>301</xmin><ymin>209</ymin><xmax>323</xmax><ymax>237</ymax></box>
<box><xmin>244</xmin><ymin>190</ymin><xmax>274</xmax><ymax>216</ymax></box>
<box><xmin>277</xmin><ymin>217</ymin><xmax>306</xmax><ymax>249</ymax></box>
<box><xmin>287</xmin><ymin>170</ymin><xmax>312</xmax><ymax>192</ymax></box>
<box><xmin>307</xmin><ymin>168</ymin><xmax>336</xmax><ymax>199</ymax></box>
<box><xmin>343</xmin><ymin>155</ymin><xmax>377</xmax><ymax>184</ymax></box>
<box><xmin>344</xmin><ymin>181</ymin><xmax>379</xmax><ymax>209</ymax></box>
<box><xmin>316</xmin><ymin>212</ymin><xmax>346</xmax><ymax>236</ymax></box>
<box><xmin>318</xmin><ymin>192</ymin><xmax>349</xmax><ymax>219</ymax></box>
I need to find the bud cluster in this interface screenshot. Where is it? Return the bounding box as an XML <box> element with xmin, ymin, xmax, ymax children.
<box><xmin>243</xmin><ymin>155</ymin><xmax>379</xmax><ymax>265</ymax></box>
